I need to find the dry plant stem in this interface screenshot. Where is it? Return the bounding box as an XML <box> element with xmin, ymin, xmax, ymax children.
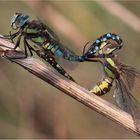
<box><xmin>0</xmin><ymin>37</ymin><xmax>140</xmax><ymax>136</ymax></box>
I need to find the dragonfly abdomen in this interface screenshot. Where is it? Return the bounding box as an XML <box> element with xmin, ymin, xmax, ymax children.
<box><xmin>90</xmin><ymin>77</ymin><xmax>113</xmax><ymax>96</ymax></box>
<box><xmin>43</xmin><ymin>42</ymin><xmax>83</xmax><ymax>61</ymax></box>
<box><xmin>43</xmin><ymin>42</ymin><xmax>64</xmax><ymax>57</ymax></box>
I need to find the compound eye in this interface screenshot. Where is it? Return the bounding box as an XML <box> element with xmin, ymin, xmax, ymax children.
<box><xmin>11</xmin><ymin>15</ymin><xmax>17</xmax><ymax>24</ymax></box>
<box><xmin>11</xmin><ymin>14</ymin><xmax>19</xmax><ymax>29</ymax></box>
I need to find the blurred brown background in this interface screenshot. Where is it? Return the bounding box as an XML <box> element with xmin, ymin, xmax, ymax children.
<box><xmin>0</xmin><ymin>1</ymin><xmax>140</xmax><ymax>139</ymax></box>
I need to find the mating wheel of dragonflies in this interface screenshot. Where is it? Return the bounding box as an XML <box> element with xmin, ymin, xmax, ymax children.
<box><xmin>1</xmin><ymin>13</ymin><xmax>124</xmax><ymax>84</ymax></box>
<box><xmin>2</xmin><ymin>13</ymin><xmax>140</xmax><ymax>131</ymax></box>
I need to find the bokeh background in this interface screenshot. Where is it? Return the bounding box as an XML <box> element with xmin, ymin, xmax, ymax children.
<box><xmin>0</xmin><ymin>1</ymin><xmax>140</xmax><ymax>138</ymax></box>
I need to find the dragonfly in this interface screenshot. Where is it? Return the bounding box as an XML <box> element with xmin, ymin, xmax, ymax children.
<box><xmin>81</xmin><ymin>33</ymin><xmax>140</xmax><ymax>130</ymax></box>
<box><xmin>1</xmin><ymin>13</ymin><xmax>83</xmax><ymax>82</ymax></box>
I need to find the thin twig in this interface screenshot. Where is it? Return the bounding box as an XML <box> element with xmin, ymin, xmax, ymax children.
<box><xmin>0</xmin><ymin>36</ymin><xmax>139</xmax><ymax>136</ymax></box>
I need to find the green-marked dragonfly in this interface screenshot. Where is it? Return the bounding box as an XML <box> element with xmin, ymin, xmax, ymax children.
<box><xmin>1</xmin><ymin>13</ymin><xmax>83</xmax><ymax>81</ymax></box>
<box><xmin>82</xmin><ymin>33</ymin><xmax>140</xmax><ymax>130</ymax></box>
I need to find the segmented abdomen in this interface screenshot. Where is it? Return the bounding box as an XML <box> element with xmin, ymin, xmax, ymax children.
<box><xmin>90</xmin><ymin>77</ymin><xmax>113</xmax><ymax>96</ymax></box>
<box><xmin>43</xmin><ymin>42</ymin><xmax>63</xmax><ymax>57</ymax></box>
<box><xmin>43</xmin><ymin>42</ymin><xmax>82</xmax><ymax>61</ymax></box>
<box><xmin>37</xmin><ymin>48</ymin><xmax>75</xmax><ymax>82</ymax></box>
<box><xmin>46</xmin><ymin>56</ymin><xmax>75</xmax><ymax>82</ymax></box>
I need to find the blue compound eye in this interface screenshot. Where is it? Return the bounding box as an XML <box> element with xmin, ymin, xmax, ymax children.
<box><xmin>11</xmin><ymin>13</ymin><xmax>29</xmax><ymax>30</ymax></box>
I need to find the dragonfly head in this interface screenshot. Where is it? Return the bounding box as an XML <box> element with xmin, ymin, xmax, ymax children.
<box><xmin>83</xmin><ymin>33</ymin><xmax>123</xmax><ymax>59</ymax></box>
<box><xmin>11</xmin><ymin>13</ymin><xmax>29</xmax><ymax>30</ymax></box>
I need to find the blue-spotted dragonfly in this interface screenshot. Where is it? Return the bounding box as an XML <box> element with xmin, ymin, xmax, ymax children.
<box><xmin>82</xmin><ymin>33</ymin><xmax>140</xmax><ymax>130</ymax></box>
<box><xmin>1</xmin><ymin>13</ymin><xmax>83</xmax><ymax>82</ymax></box>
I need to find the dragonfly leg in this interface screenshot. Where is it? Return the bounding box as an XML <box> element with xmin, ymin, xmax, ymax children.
<box><xmin>0</xmin><ymin>31</ymin><xmax>19</xmax><ymax>41</ymax></box>
<box><xmin>24</xmin><ymin>39</ymin><xmax>35</xmax><ymax>56</ymax></box>
<box><xmin>14</xmin><ymin>35</ymin><xmax>22</xmax><ymax>50</ymax></box>
<box><xmin>4</xmin><ymin>35</ymin><xmax>25</xmax><ymax>59</ymax></box>
<box><xmin>9</xmin><ymin>31</ymin><xmax>15</xmax><ymax>43</ymax></box>
<box><xmin>23</xmin><ymin>38</ymin><xmax>29</xmax><ymax>58</ymax></box>
<box><xmin>5</xmin><ymin>35</ymin><xmax>28</xmax><ymax>59</ymax></box>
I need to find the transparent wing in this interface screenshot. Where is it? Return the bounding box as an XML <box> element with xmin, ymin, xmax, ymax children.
<box><xmin>83</xmin><ymin>41</ymin><xmax>97</xmax><ymax>57</ymax></box>
<box><xmin>44</xmin><ymin>24</ymin><xmax>80</xmax><ymax>62</ymax></box>
<box><xmin>35</xmin><ymin>18</ymin><xmax>60</xmax><ymax>42</ymax></box>
<box><xmin>114</xmin><ymin>79</ymin><xmax>140</xmax><ymax>114</ymax></box>
<box><xmin>44</xmin><ymin>25</ymin><xmax>76</xmax><ymax>57</ymax></box>
<box><xmin>51</xmin><ymin>41</ymin><xmax>81</xmax><ymax>62</ymax></box>
<box><xmin>54</xmin><ymin>43</ymin><xmax>80</xmax><ymax>70</ymax></box>
<box><xmin>56</xmin><ymin>57</ymin><xmax>78</xmax><ymax>70</ymax></box>
<box><xmin>114</xmin><ymin>64</ymin><xmax>140</xmax><ymax>130</ymax></box>
<box><xmin>114</xmin><ymin>80</ymin><xmax>128</xmax><ymax>111</ymax></box>
<box><xmin>44</xmin><ymin>24</ymin><xmax>60</xmax><ymax>42</ymax></box>
<box><xmin>120</xmin><ymin>63</ymin><xmax>140</xmax><ymax>90</ymax></box>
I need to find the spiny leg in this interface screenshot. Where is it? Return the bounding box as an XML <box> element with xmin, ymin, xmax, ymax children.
<box><xmin>0</xmin><ymin>31</ymin><xmax>22</xmax><ymax>55</ymax></box>
<box><xmin>4</xmin><ymin>34</ymin><xmax>24</xmax><ymax>59</ymax></box>
<box><xmin>23</xmin><ymin>38</ymin><xmax>29</xmax><ymax>57</ymax></box>
<box><xmin>24</xmin><ymin>38</ymin><xmax>35</xmax><ymax>56</ymax></box>
<box><xmin>14</xmin><ymin>34</ymin><xmax>22</xmax><ymax>50</ymax></box>
<box><xmin>6</xmin><ymin>37</ymin><xmax>34</xmax><ymax>59</ymax></box>
<box><xmin>5</xmin><ymin>35</ymin><xmax>30</xmax><ymax>59</ymax></box>
<box><xmin>0</xmin><ymin>31</ymin><xmax>19</xmax><ymax>41</ymax></box>
<box><xmin>0</xmin><ymin>31</ymin><xmax>20</xmax><ymax>50</ymax></box>
<box><xmin>9</xmin><ymin>31</ymin><xmax>15</xmax><ymax>43</ymax></box>
<box><xmin>15</xmin><ymin>38</ymin><xmax>36</xmax><ymax>58</ymax></box>
<box><xmin>12</xmin><ymin>35</ymin><xmax>25</xmax><ymax>58</ymax></box>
